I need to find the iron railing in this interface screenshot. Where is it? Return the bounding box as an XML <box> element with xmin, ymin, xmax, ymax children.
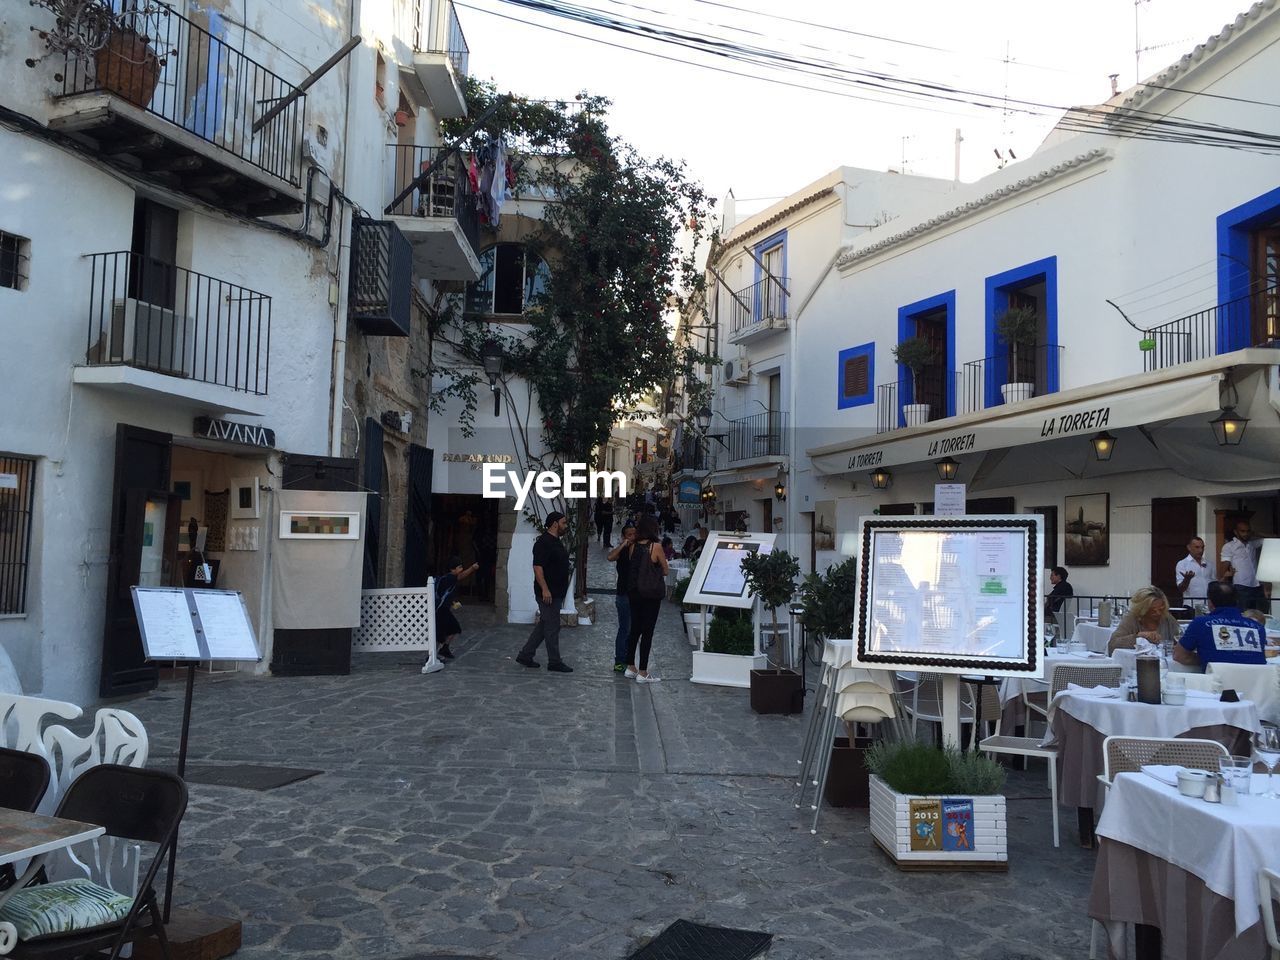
<box><xmin>727</xmin><ymin>276</ymin><xmax>789</xmax><ymax>335</ymax></box>
<box><xmin>0</xmin><ymin>455</ymin><xmax>36</xmax><ymax>616</ymax></box>
<box><xmin>60</xmin><ymin>4</ymin><xmax>305</xmax><ymax>186</ymax></box>
<box><xmin>675</xmin><ymin>436</ymin><xmax>708</xmax><ymax>473</ymax></box>
<box><xmin>876</xmin><ymin>367</ymin><xmax>955</xmax><ymax>433</ymax></box>
<box><xmin>413</xmin><ymin>0</ymin><xmax>469</xmax><ymax>77</ymax></box>
<box><xmin>1142</xmin><ymin>287</ymin><xmax>1278</xmax><ymax>371</ymax></box>
<box><xmin>725</xmin><ymin>411</ymin><xmax>787</xmax><ymax>462</ymax></box>
<box><xmin>387</xmin><ymin>145</ymin><xmax>480</xmax><ymax>255</ymax></box>
<box><xmin>957</xmin><ymin>344</ymin><xmax>1065</xmax><ymax>414</ymax></box>
<box><xmin>84</xmin><ymin>251</ymin><xmax>271</xmax><ymax>394</ymax></box>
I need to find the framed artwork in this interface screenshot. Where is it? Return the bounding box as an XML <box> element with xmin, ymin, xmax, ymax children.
<box><xmin>279</xmin><ymin>511</ymin><xmax>361</xmax><ymax>540</ymax></box>
<box><xmin>171</xmin><ymin>470</ymin><xmax>204</xmax><ymax>524</ymax></box>
<box><xmin>814</xmin><ymin>500</ymin><xmax>836</xmax><ymax>552</ymax></box>
<box><xmin>1064</xmin><ymin>493</ymin><xmax>1109</xmax><ymax>566</ymax></box>
<box><xmin>230</xmin><ymin>477</ymin><xmax>259</xmax><ymax>520</ymax></box>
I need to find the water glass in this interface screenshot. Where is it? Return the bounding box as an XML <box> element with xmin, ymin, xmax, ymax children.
<box><xmin>1219</xmin><ymin>756</ymin><xmax>1253</xmax><ymax>798</ymax></box>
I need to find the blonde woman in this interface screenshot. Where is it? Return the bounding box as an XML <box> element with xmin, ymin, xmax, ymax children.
<box><xmin>1108</xmin><ymin>586</ymin><xmax>1181</xmax><ymax>654</ymax></box>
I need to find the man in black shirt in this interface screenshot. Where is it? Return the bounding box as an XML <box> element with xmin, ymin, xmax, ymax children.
<box><xmin>607</xmin><ymin>522</ymin><xmax>637</xmax><ymax>673</ymax></box>
<box><xmin>517</xmin><ymin>511</ymin><xmax>574</xmax><ymax>673</ymax></box>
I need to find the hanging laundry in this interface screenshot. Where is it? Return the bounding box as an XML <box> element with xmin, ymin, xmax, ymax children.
<box><xmin>467</xmin><ymin>153</ymin><xmax>480</xmax><ymax>193</ymax></box>
<box><xmin>488</xmin><ymin>141</ymin><xmax>508</xmax><ymax>227</ymax></box>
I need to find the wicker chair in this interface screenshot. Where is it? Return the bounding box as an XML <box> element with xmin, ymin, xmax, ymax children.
<box><xmin>1050</xmin><ymin>664</ymin><xmax>1123</xmax><ymax>698</ymax></box>
<box><xmin>1101</xmin><ymin>735</ymin><xmax>1229</xmax><ymax>785</ymax></box>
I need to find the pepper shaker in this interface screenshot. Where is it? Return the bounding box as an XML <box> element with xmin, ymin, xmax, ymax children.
<box><xmin>1202</xmin><ymin>774</ymin><xmax>1222</xmax><ymax>803</ymax></box>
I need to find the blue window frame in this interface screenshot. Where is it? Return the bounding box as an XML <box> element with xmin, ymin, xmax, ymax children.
<box><xmin>983</xmin><ymin>257</ymin><xmax>1059</xmax><ymax>407</ymax></box>
<box><xmin>1217</xmin><ymin>186</ymin><xmax>1280</xmax><ymax>352</ymax></box>
<box><xmin>897</xmin><ymin>291</ymin><xmax>956</xmax><ymax>423</ymax></box>
<box><xmin>753</xmin><ymin>229</ymin><xmax>787</xmax><ymax>322</ymax></box>
<box><xmin>837</xmin><ymin>342</ymin><xmax>874</xmax><ymax>409</ymax></box>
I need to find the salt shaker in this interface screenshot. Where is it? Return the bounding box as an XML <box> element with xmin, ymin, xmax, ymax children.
<box><xmin>1202</xmin><ymin>774</ymin><xmax>1222</xmax><ymax>803</ymax></box>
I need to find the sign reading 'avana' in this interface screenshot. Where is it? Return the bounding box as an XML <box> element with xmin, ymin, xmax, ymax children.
<box><xmin>193</xmin><ymin>417</ymin><xmax>276</xmax><ymax>449</ymax></box>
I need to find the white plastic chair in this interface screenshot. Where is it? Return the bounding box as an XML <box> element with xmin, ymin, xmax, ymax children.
<box><xmin>893</xmin><ymin>673</ymin><xmax>975</xmax><ymax>744</ymax></box>
<box><xmin>979</xmin><ymin>697</ymin><xmax>1060</xmax><ymax>847</ymax></box>
<box><xmin>1259</xmin><ymin>868</ymin><xmax>1280</xmax><ymax>960</ymax></box>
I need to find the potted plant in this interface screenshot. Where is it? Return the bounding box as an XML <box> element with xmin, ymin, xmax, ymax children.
<box><xmin>741</xmin><ymin>549</ymin><xmax>803</xmax><ymax>714</ymax></box>
<box><xmin>394</xmin><ymin>109</ymin><xmax>411</xmax><ymax>127</ymax></box>
<box><xmin>995</xmin><ymin>305</ymin><xmax>1039</xmax><ymax>404</ymax></box>
<box><xmin>94</xmin><ymin>22</ymin><xmax>162</xmax><ymax>109</ymax></box>
<box><xmin>865</xmin><ymin>739</ymin><xmax>1008</xmax><ymax>870</ymax></box>
<box><xmin>690</xmin><ymin>607</ymin><xmax>765</xmax><ymax>687</ymax></box>
<box><xmin>891</xmin><ymin>336</ymin><xmax>935</xmax><ymax>426</ymax></box>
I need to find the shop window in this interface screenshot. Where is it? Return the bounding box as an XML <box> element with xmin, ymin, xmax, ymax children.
<box><xmin>838</xmin><ymin>342</ymin><xmax>874</xmax><ymax>409</ymax></box>
<box><xmin>466</xmin><ymin>244</ymin><xmax>550</xmax><ymax>316</ymax></box>
<box><xmin>0</xmin><ymin>232</ymin><xmax>30</xmax><ymax>291</ymax></box>
<box><xmin>0</xmin><ymin>455</ymin><xmax>36</xmax><ymax>615</ymax></box>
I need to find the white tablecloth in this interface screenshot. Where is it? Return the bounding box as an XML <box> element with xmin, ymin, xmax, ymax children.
<box><xmin>1096</xmin><ymin>771</ymin><xmax>1280</xmax><ymax>936</ymax></box>
<box><xmin>1050</xmin><ymin>689</ymin><xmax>1261</xmax><ymax>742</ymax></box>
<box><xmin>1206</xmin><ymin>662</ymin><xmax>1280</xmax><ymax>725</ymax></box>
<box><xmin>1072</xmin><ymin>621</ymin><xmax>1118</xmax><ymax>654</ymax></box>
<box><xmin>999</xmin><ymin>652</ymin><xmax>1119</xmax><ymax>706</ymax></box>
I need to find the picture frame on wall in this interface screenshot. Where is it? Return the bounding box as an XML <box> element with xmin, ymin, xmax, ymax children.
<box><xmin>1064</xmin><ymin>493</ymin><xmax>1109</xmax><ymax>566</ymax></box>
<box><xmin>279</xmin><ymin>510</ymin><xmax>361</xmax><ymax>540</ymax></box>
<box><xmin>171</xmin><ymin>470</ymin><xmax>204</xmax><ymax>525</ymax></box>
<box><xmin>230</xmin><ymin>477</ymin><xmax>260</xmax><ymax>520</ymax></box>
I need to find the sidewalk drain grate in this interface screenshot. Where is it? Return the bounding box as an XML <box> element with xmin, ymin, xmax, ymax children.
<box><xmin>181</xmin><ymin>764</ymin><xmax>323</xmax><ymax>791</ymax></box>
<box><xmin>627</xmin><ymin>919</ymin><xmax>772</xmax><ymax>960</ymax></box>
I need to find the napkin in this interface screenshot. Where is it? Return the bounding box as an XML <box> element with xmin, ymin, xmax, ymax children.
<box><xmin>1140</xmin><ymin>764</ymin><xmax>1182</xmax><ymax>786</ymax></box>
<box><xmin>1182</xmin><ymin>688</ymin><xmax>1222</xmax><ymax>701</ymax></box>
<box><xmin>1066</xmin><ymin>683</ymin><xmax>1122</xmax><ymax>698</ymax></box>
<box><xmin>1135</xmin><ymin>639</ymin><xmax>1159</xmax><ymax>655</ymax></box>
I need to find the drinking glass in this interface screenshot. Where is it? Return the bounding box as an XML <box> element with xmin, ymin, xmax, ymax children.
<box><xmin>1254</xmin><ymin>726</ymin><xmax>1280</xmax><ymax>799</ymax></box>
<box><xmin>1220</xmin><ymin>756</ymin><xmax>1253</xmax><ymax>798</ymax></box>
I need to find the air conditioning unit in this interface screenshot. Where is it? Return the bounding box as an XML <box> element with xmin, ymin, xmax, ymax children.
<box><xmin>724</xmin><ymin>355</ymin><xmax>751</xmax><ymax>386</ymax></box>
<box><xmin>96</xmin><ymin>298</ymin><xmax>193</xmax><ymax>377</ymax></box>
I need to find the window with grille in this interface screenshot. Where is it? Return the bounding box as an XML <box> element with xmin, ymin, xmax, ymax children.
<box><xmin>0</xmin><ymin>455</ymin><xmax>36</xmax><ymax>616</ymax></box>
<box><xmin>0</xmin><ymin>232</ymin><xmax>30</xmax><ymax>291</ymax></box>
<box><xmin>837</xmin><ymin>343</ymin><xmax>874</xmax><ymax>409</ymax></box>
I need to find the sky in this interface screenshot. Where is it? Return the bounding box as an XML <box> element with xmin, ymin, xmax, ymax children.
<box><xmin>457</xmin><ymin>0</ymin><xmax>1255</xmax><ymax>219</ymax></box>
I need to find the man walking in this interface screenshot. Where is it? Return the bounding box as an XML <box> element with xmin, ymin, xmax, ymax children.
<box><xmin>517</xmin><ymin>511</ymin><xmax>574</xmax><ymax>673</ymax></box>
<box><xmin>1175</xmin><ymin>535</ymin><xmax>1212</xmax><ymax>604</ymax></box>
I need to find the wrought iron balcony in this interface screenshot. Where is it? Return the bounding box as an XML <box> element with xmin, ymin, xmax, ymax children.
<box><xmin>386</xmin><ymin>145</ymin><xmax>481</xmax><ymax>279</ymax></box>
<box><xmin>956</xmin><ymin>344</ymin><xmax>1064</xmax><ymax>414</ymax></box>
<box><xmin>727</xmin><ymin>276</ymin><xmax>789</xmax><ymax>341</ymax></box>
<box><xmin>413</xmin><ymin>0</ymin><xmax>469</xmax><ymax>76</ymax></box>
<box><xmin>1142</xmin><ymin>287</ymin><xmax>1278</xmax><ymax>371</ymax></box>
<box><xmin>84</xmin><ymin>251</ymin><xmax>270</xmax><ymax>395</ymax></box>
<box><xmin>725</xmin><ymin>411</ymin><xmax>787</xmax><ymax>463</ymax></box>
<box><xmin>400</xmin><ymin>0</ymin><xmax>469</xmax><ymax>118</ymax></box>
<box><xmin>675</xmin><ymin>436</ymin><xmax>709</xmax><ymax>473</ymax></box>
<box><xmin>876</xmin><ymin>368</ymin><xmax>954</xmax><ymax>433</ymax></box>
<box><xmin>54</xmin><ymin>5</ymin><xmax>305</xmax><ymax>214</ymax></box>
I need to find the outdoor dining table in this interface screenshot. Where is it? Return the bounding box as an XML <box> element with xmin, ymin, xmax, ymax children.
<box><xmin>997</xmin><ymin>650</ymin><xmax>1120</xmax><ymax>731</ymax></box>
<box><xmin>1090</xmin><ymin>770</ymin><xmax>1280</xmax><ymax>960</ymax></box>
<box><xmin>1072</xmin><ymin>621</ymin><xmax>1119</xmax><ymax>655</ymax></box>
<box><xmin>1048</xmin><ymin>688</ymin><xmax>1261</xmax><ymax>844</ymax></box>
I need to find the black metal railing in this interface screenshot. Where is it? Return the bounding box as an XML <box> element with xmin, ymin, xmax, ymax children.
<box><xmin>725</xmin><ymin>411</ymin><xmax>787</xmax><ymax>462</ymax></box>
<box><xmin>84</xmin><ymin>251</ymin><xmax>270</xmax><ymax>394</ymax></box>
<box><xmin>875</xmin><ymin>368</ymin><xmax>954</xmax><ymax>433</ymax></box>
<box><xmin>387</xmin><ymin>145</ymin><xmax>480</xmax><ymax>254</ymax></box>
<box><xmin>727</xmin><ymin>276</ymin><xmax>789</xmax><ymax>335</ymax></box>
<box><xmin>413</xmin><ymin>0</ymin><xmax>469</xmax><ymax>76</ymax></box>
<box><xmin>957</xmin><ymin>344</ymin><xmax>1064</xmax><ymax>413</ymax></box>
<box><xmin>60</xmin><ymin>5</ymin><xmax>305</xmax><ymax>186</ymax></box>
<box><xmin>1143</xmin><ymin>287</ymin><xmax>1278</xmax><ymax>371</ymax></box>
<box><xmin>675</xmin><ymin>437</ymin><xmax>708</xmax><ymax>473</ymax></box>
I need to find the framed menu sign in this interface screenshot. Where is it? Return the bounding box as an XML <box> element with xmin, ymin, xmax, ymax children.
<box><xmin>853</xmin><ymin>515</ymin><xmax>1042</xmax><ymax>677</ymax></box>
<box><xmin>683</xmin><ymin>531</ymin><xmax>777</xmax><ymax>609</ymax></box>
<box><xmin>131</xmin><ymin>587</ymin><xmax>262</xmax><ymax>662</ymax></box>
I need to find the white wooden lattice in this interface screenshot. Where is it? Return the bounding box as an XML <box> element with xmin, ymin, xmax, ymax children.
<box><xmin>354</xmin><ymin>586</ymin><xmax>436</xmax><ymax>652</ymax></box>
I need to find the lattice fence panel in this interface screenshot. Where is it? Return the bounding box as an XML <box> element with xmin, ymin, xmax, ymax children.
<box><xmin>353</xmin><ymin>587</ymin><xmax>434</xmax><ymax>652</ymax></box>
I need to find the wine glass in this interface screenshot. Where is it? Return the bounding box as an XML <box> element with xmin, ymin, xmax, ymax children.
<box><xmin>1254</xmin><ymin>725</ymin><xmax>1280</xmax><ymax>799</ymax></box>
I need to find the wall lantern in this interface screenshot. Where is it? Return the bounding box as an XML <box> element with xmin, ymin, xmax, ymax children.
<box><xmin>935</xmin><ymin>457</ymin><xmax>959</xmax><ymax>481</ymax></box>
<box><xmin>870</xmin><ymin>468</ymin><xmax>892</xmax><ymax>490</ymax></box>
<box><xmin>480</xmin><ymin>339</ymin><xmax>504</xmax><ymax>416</ymax></box>
<box><xmin>1089</xmin><ymin>431</ymin><xmax>1116</xmax><ymax>462</ymax></box>
<box><xmin>1209</xmin><ymin>407</ymin><xmax>1249</xmax><ymax>446</ymax></box>
<box><xmin>773</xmin><ymin>481</ymin><xmax>786</xmax><ymax>501</ymax></box>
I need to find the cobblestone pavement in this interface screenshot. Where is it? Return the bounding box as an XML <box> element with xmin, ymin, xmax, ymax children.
<box><xmin>111</xmin><ymin>544</ymin><xmax>1099</xmax><ymax>959</ymax></box>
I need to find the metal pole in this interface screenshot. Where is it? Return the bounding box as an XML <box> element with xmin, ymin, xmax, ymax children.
<box><xmin>163</xmin><ymin>663</ymin><xmax>196</xmax><ymax>924</ymax></box>
<box><xmin>252</xmin><ymin>36</ymin><xmax>362</xmax><ymax>134</ymax></box>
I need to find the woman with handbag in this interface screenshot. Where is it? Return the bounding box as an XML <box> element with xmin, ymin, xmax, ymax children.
<box><xmin>625</xmin><ymin>515</ymin><xmax>670</xmax><ymax>683</ymax></box>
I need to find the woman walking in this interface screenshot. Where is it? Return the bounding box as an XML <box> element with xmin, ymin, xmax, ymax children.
<box><xmin>625</xmin><ymin>515</ymin><xmax>669</xmax><ymax>683</ymax></box>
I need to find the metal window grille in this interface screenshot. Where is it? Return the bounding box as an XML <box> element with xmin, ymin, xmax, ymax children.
<box><xmin>350</xmin><ymin>219</ymin><xmax>412</xmax><ymax>337</ymax></box>
<box><xmin>0</xmin><ymin>456</ymin><xmax>37</xmax><ymax>615</ymax></box>
<box><xmin>0</xmin><ymin>232</ymin><xmax>30</xmax><ymax>291</ymax></box>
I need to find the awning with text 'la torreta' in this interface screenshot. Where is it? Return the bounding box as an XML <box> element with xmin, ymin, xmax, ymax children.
<box><xmin>808</xmin><ymin>369</ymin><xmax>1225</xmax><ymax>476</ymax></box>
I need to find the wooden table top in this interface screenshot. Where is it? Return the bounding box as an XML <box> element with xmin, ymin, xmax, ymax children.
<box><xmin>0</xmin><ymin>807</ymin><xmax>105</xmax><ymax>865</ymax></box>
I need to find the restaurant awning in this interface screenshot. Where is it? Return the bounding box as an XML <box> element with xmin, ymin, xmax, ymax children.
<box><xmin>805</xmin><ymin>352</ymin><xmax>1271</xmax><ymax>476</ymax></box>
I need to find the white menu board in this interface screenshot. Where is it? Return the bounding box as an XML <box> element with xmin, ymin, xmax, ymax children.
<box><xmin>684</xmin><ymin>531</ymin><xmax>777</xmax><ymax>609</ymax></box>
<box><xmin>191</xmin><ymin>590</ymin><xmax>260</xmax><ymax>661</ymax></box>
<box><xmin>132</xmin><ymin>588</ymin><xmax>201</xmax><ymax>660</ymax></box>
<box><xmin>132</xmin><ymin>587</ymin><xmax>263</xmax><ymax>663</ymax></box>
<box><xmin>855</xmin><ymin>516</ymin><xmax>1042</xmax><ymax>677</ymax></box>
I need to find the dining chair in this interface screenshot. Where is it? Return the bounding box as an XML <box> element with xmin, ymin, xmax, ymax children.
<box><xmin>0</xmin><ymin>764</ymin><xmax>187</xmax><ymax>960</ymax></box>
<box><xmin>1050</xmin><ymin>665</ymin><xmax>1123</xmax><ymax>698</ymax></box>
<box><xmin>0</xmin><ymin>747</ymin><xmax>50</xmax><ymax>815</ymax></box>
<box><xmin>978</xmin><ymin>731</ymin><xmax>1059</xmax><ymax>847</ymax></box>
<box><xmin>1259</xmin><ymin>868</ymin><xmax>1280</xmax><ymax>960</ymax></box>
<box><xmin>1100</xmin><ymin>735</ymin><xmax>1229</xmax><ymax>786</ymax></box>
<box><xmin>893</xmin><ymin>673</ymin><xmax>975</xmax><ymax>745</ymax></box>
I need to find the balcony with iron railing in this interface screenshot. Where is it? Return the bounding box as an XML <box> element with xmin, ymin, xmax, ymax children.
<box><xmin>52</xmin><ymin>4</ymin><xmax>306</xmax><ymax>215</ymax></box>
<box><xmin>401</xmin><ymin>0</ymin><xmax>469</xmax><ymax>118</ymax></box>
<box><xmin>78</xmin><ymin>251</ymin><xmax>270</xmax><ymax>401</ymax></box>
<box><xmin>725</xmin><ymin>411</ymin><xmax>788</xmax><ymax>463</ymax></box>
<box><xmin>727</xmin><ymin>276</ymin><xmax>789</xmax><ymax>343</ymax></box>
<box><xmin>876</xmin><ymin>367</ymin><xmax>953</xmax><ymax>434</ymax></box>
<box><xmin>386</xmin><ymin>144</ymin><xmax>482</xmax><ymax>280</ymax></box>
<box><xmin>1142</xmin><ymin>286</ymin><xmax>1279</xmax><ymax>372</ymax></box>
<box><xmin>674</xmin><ymin>436</ymin><xmax>709</xmax><ymax>474</ymax></box>
<box><xmin>957</xmin><ymin>344</ymin><xmax>1064</xmax><ymax>414</ymax></box>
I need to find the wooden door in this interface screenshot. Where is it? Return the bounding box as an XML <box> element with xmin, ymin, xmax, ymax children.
<box><xmin>1152</xmin><ymin>497</ymin><xmax>1198</xmax><ymax>602</ymax></box>
<box><xmin>403</xmin><ymin>444</ymin><xmax>433</xmax><ymax>588</ymax></box>
<box><xmin>914</xmin><ymin>309</ymin><xmax>948</xmax><ymax>417</ymax></box>
<box><xmin>362</xmin><ymin>417</ymin><xmax>384</xmax><ymax>589</ymax></box>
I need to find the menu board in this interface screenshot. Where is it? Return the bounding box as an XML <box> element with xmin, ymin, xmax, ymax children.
<box><xmin>132</xmin><ymin>588</ymin><xmax>201</xmax><ymax>660</ymax></box>
<box><xmin>132</xmin><ymin>587</ymin><xmax>262</xmax><ymax>662</ymax></box>
<box><xmin>683</xmin><ymin>531</ymin><xmax>777</xmax><ymax>609</ymax></box>
<box><xmin>855</xmin><ymin>516</ymin><xmax>1041</xmax><ymax>677</ymax></box>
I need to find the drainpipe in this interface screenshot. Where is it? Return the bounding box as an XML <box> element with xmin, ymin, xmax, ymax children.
<box><xmin>330</xmin><ymin>0</ymin><xmax>361</xmax><ymax>456</ymax></box>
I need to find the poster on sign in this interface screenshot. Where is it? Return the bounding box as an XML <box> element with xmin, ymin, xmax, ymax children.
<box><xmin>854</xmin><ymin>515</ymin><xmax>1042</xmax><ymax>678</ymax></box>
<box><xmin>683</xmin><ymin>531</ymin><xmax>777</xmax><ymax>609</ymax></box>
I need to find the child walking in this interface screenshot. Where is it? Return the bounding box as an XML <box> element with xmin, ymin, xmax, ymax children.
<box><xmin>432</xmin><ymin>555</ymin><xmax>479</xmax><ymax>662</ymax></box>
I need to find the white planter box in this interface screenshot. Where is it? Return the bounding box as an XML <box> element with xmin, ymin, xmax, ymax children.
<box><xmin>868</xmin><ymin>774</ymin><xmax>1007</xmax><ymax>871</ymax></box>
<box><xmin>690</xmin><ymin>651</ymin><xmax>767</xmax><ymax>687</ymax></box>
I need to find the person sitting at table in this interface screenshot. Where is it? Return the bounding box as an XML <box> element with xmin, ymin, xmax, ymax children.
<box><xmin>1043</xmin><ymin>566</ymin><xmax>1073</xmax><ymax>620</ymax></box>
<box><xmin>1108</xmin><ymin>585</ymin><xmax>1181</xmax><ymax>655</ymax></box>
<box><xmin>1242</xmin><ymin>608</ymin><xmax>1267</xmax><ymax>627</ymax></box>
<box><xmin>1173</xmin><ymin>581</ymin><xmax>1267</xmax><ymax>671</ymax></box>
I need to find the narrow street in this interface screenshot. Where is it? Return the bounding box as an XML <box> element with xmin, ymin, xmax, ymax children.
<box><xmin>116</xmin><ymin>544</ymin><xmax>1098</xmax><ymax>960</ymax></box>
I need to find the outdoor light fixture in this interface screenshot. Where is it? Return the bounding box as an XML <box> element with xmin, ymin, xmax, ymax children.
<box><xmin>1209</xmin><ymin>407</ymin><xmax>1249</xmax><ymax>446</ymax></box>
<box><xmin>774</xmin><ymin>481</ymin><xmax>786</xmax><ymax>501</ymax></box>
<box><xmin>935</xmin><ymin>457</ymin><xmax>959</xmax><ymax>481</ymax></box>
<box><xmin>1089</xmin><ymin>431</ymin><xmax>1116</xmax><ymax>462</ymax></box>
<box><xmin>870</xmin><ymin>468</ymin><xmax>892</xmax><ymax>490</ymax></box>
<box><xmin>480</xmin><ymin>339</ymin><xmax>504</xmax><ymax>416</ymax></box>
<box><xmin>695</xmin><ymin>406</ymin><xmax>712</xmax><ymax>433</ymax></box>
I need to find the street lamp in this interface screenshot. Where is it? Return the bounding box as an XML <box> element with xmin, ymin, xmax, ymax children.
<box><xmin>1089</xmin><ymin>431</ymin><xmax>1116</xmax><ymax>462</ymax></box>
<box><xmin>935</xmin><ymin>457</ymin><xmax>959</xmax><ymax>481</ymax></box>
<box><xmin>695</xmin><ymin>406</ymin><xmax>712</xmax><ymax>433</ymax></box>
<box><xmin>481</xmin><ymin>339</ymin><xmax>503</xmax><ymax>416</ymax></box>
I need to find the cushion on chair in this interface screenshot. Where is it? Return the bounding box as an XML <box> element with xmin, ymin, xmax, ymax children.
<box><xmin>0</xmin><ymin>877</ymin><xmax>133</xmax><ymax>941</ymax></box>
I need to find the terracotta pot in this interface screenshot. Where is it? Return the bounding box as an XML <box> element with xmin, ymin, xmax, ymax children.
<box><xmin>394</xmin><ymin>110</ymin><xmax>411</xmax><ymax>127</ymax></box>
<box><xmin>94</xmin><ymin>28</ymin><xmax>160</xmax><ymax>109</ymax></box>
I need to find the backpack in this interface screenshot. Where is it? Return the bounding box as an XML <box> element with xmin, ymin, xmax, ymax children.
<box><xmin>628</xmin><ymin>543</ymin><xmax>666</xmax><ymax>599</ymax></box>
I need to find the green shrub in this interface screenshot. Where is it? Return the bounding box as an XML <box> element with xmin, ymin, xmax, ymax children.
<box><xmin>865</xmin><ymin>740</ymin><xmax>1005</xmax><ymax>796</ymax></box>
<box><xmin>672</xmin><ymin>575</ymin><xmax>694</xmax><ymax>612</ymax></box>
<box><xmin>798</xmin><ymin>557</ymin><xmax>858</xmax><ymax>640</ymax></box>
<box><xmin>705</xmin><ymin>608</ymin><xmax>754</xmax><ymax>655</ymax></box>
